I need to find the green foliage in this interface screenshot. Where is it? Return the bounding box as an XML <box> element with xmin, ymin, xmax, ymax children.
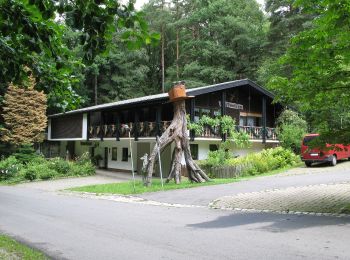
<box><xmin>205</xmin><ymin>149</ymin><xmax>232</xmax><ymax>168</ymax></box>
<box><xmin>0</xmin><ymin>0</ymin><xmax>156</xmax><ymax>112</ymax></box>
<box><xmin>268</xmin><ymin>0</ymin><xmax>350</xmax><ymax>144</ymax></box>
<box><xmin>203</xmin><ymin>147</ymin><xmax>300</xmax><ymax>177</ymax></box>
<box><xmin>75</xmin><ymin>152</ymin><xmax>92</xmax><ymax>165</ymax></box>
<box><xmin>188</xmin><ymin>115</ymin><xmax>251</xmax><ymax>148</ymax></box>
<box><xmin>276</xmin><ymin>109</ymin><xmax>308</xmax><ymax>153</ymax></box>
<box><xmin>257</xmin><ymin>0</ymin><xmax>313</xmax><ymax>86</ymax></box>
<box><xmin>22</xmin><ymin>162</ymin><xmax>55</xmax><ymax>181</ymax></box>
<box><xmin>0</xmin><ymin>156</ymin><xmax>22</xmax><ymax>180</ymax></box>
<box><xmin>0</xmin><ymin>234</ymin><xmax>48</xmax><ymax>260</ymax></box>
<box><xmin>69</xmin><ymin>162</ymin><xmax>95</xmax><ymax>177</ymax></box>
<box><xmin>48</xmin><ymin>157</ymin><xmax>70</xmax><ymax>175</ymax></box>
<box><xmin>0</xmin><ymin>154</ymin><xmax>95</xmax><ymax>183</ymax></box>
<box><xmin>178</xmin><ymin>0</ymin><xmax>267</xmax><ymax>84</ymax></box>
<box><xmin>13</xmin><ymin>144</ymin><xmax>39</xmax><ymax>164</ymax></box>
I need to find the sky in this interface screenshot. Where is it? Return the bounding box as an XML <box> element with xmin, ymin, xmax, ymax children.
<box><xmin>134</xmin><ymin>0</ymin><xmax>265</xmax><ymax>10</ymax></box>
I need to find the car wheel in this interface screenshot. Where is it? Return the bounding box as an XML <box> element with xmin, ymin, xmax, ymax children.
<box><xmin>330</xmin><ymin>155</ymin><xmax>337</xmax><ymax>166</ymax></box>
<box><xmin>305</xmin><ymin>161</ymin><xmax>312</xmax><ymax>167</ymax></box>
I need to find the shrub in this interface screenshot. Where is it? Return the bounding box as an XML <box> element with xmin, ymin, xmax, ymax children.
<box><xmin>1</xmin><ymin>152</ymin><xmax>95</xmax><ymax>183</ymax></box>
<box><xmin>13</xmin><ymin>144</ymin><xmax>40</xmax><ymax>164</ymax></box>
<box><xmin>276</xmin><ymin>109</ymin><xmax>308</xmax><ymax>154</ymax></box>
<box><xmin>76</xmin><ymin>152</ymin><xmax>92</xmax><ymax>165</ymax></box>
<box><xmin>48</xmin><ymin>157</ymin><xmax>70</xmax><ymax>175</ymax></box>
<box><xmin>21</xmin><ymin>161</ymin><xmax>58</xmax><ymax>181</ymax></box>
<box><xmin>205</xmin><ymin>149</ymin><xmax>230</xmax><ymax>167</ymax></box>
<box><xmin>0</xmin><ymin>156</ymin><xmax>22</xmax><ymax>180</ymax></box>
<box><xmin>69</xmin><ymin>162</ymin><xmax>95</xmax><ymax>176</ymax></box>
<box><xmin>39</xmin><ymin>169</ymin><xmax>56</xmax><ymax>180</ymax></box>
<box><xmin>204</xmin><ymin>147</ymin><xmax>301</xmax><ymax>178</ymax></box>
<box><xmin>22</xmin><ymin>167</ymin><xmax>37</xmax><ymax>181</ymax></box>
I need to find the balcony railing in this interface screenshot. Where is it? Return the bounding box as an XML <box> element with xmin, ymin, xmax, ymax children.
<box><xmin>88</xmin><ymin>121</ymin><xmax>172</xmax><ymax>139</ymax></box>
<box><xmin>88</xmin><ymin>122</ymin><xmax>277</xmax><ymax>140</ymax></box>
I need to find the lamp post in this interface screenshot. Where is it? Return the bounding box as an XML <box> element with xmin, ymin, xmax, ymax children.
<box><xmin>122</xmin><ymin>124</ymin><xmax>136</xmax><ymax>193</ymax></box>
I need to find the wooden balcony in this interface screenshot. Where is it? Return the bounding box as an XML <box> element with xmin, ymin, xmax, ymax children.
<box><xmin>196</xmin><ymin>125</ymin><xmax>277</xmax><ymax>140</ymax></box>
<box><xmin>88</xmin><ymin>121</ymin><xmax>277</xmax><ymax>141</ymax></box>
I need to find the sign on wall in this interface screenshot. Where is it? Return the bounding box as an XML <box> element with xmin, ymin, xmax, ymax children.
<box><xmin>218</xmin><ymin>101</ymin><xmax>244</xmax><ymax>110</ymax></box>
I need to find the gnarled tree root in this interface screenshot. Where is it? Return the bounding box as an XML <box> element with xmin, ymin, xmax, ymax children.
<box><xmin>144</xmin><ymin>100</ymin><xmax>210</xmax><ymax>186</ymax></box>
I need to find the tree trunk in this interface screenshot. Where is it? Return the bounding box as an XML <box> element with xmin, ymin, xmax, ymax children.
<box><xmin>94</xmin><ymin>74</ymin><xmax>98</xmax><ymax>106</ymax></box>
<box><xmin>145</xmin><ymin>100</ymin><xmax>210</xmax><ymax>186</ymax></box>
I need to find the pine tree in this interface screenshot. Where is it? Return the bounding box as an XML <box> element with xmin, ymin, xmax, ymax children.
<box><xmin>1</xmin><ymin>72</ymin><xmax>47</xmax><ymax>145</ymax></box>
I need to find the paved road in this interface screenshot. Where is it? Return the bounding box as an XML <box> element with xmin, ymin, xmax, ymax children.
<box><xmin>1</xmin><ymin>185</ymin><xmax>350</xmax><ymax>260</ymax></box>
<box><xmin>0</xmin><ymin>162</ymin><xmax>349</xmax><ymax>260</ymax></box>
<box><xmin>140</xmin><ymin>161</ymin><xmax>350</xmax><ymax>206</ymax></box>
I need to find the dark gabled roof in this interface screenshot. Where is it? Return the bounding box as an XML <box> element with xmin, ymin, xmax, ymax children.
<box><xmin>49</xmin><ymin>79</ymin><xmax>274</xmax><ymax>118</ymax></box>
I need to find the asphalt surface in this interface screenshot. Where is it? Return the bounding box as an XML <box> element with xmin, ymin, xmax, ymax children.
<box><xmin>0</xmin><ymin>162</ymin><xmax>350</xmax><ymax>260</ymax></box>
<box><xmin>141</xmin><ymin>161</ymin><xmax>350</xmax><ymax>206</ymax></box>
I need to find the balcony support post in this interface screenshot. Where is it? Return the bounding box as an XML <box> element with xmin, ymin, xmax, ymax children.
<box><xmin>100</xmin><ymin>111</ymin><xmax>104</xmax><ymax>141</ymax></box>
<box><xmin>115</xmin><ymin>115</ymin><xmax>120</xmax><ymax>141</ymax></box>
<box><xmin>262</xmin><ymin>96</ymin><xmax>267</xmax><ymax>144</ymax></box>
<box><xmin>86</xmin><ymin>112</ymin><xmax>90</xmax><ymax>141</ymax></box>
<box><xmin>221</xmin><ymin>91</ymin><xmax>227</xmax><ymax>142</ymax></box>
<box><xmin>134</xmin><ymin>111</ymin><xmax>139</xmax><ymax>141</ymax></box>
<box><xmin>156</xmin><ymin>106</ymin><xmax>162</xmax><ymax>137</ymax></box>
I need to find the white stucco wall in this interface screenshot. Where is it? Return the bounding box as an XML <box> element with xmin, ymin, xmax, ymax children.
<box><xmin>67</xmin><ymin>138</ymin><xmax>279</xmax><ymax>172</ymax></box>
<box><xmin>192</xmin><ymin>139</ymin><xmax>279</xmax><ymax>160</ymax></box>
<box><xmin>75</xmin><ymin>139</ymin><xmax>138</xmax><ymax>171</ymax></box>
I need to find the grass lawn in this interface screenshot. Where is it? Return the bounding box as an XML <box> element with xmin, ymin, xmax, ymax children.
<box><xmin>69</xmin><ymin>164</ymin><xmax>300</xmax><ymax>195</ymax></box>
<box><xmin>0</xmin><ymin>234</ymin><xmax>48</xmax><ymax>260</ymax></box>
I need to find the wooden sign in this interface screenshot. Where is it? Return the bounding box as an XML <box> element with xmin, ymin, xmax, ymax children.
<box><xmin>219</xmin><ymin>101</ymin><xmax>243</xmax><ymax>110</ymax></box>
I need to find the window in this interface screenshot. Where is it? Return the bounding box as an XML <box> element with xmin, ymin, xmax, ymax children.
<box><xmin>209</xmin><ymin>144</ymin><xmax>219</xmax><ymax>152</ymax></box>
<box><xmin>122</xmin><ymin>148</ymin><xmax>128</xmax><ymax>161</ymax></box>
<box><xmin>190</xmin><ymin>144</ymin><xmax>199</xmax><ymax>160</ymax></box>
<box><xmin>112</xmin><ymin>148</ymin><xmax>118</xmax><ymax>161</ymax></box>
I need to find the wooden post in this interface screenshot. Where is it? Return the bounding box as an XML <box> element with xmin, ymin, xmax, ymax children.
<box><xmin>156</xmin><ymin>106</ymin><xmax>162</xmax><ymax>137</ymax></box>
<box><xmin>221</xmin><ymin>91</ymin><xmax>227</xmax><ymax>142</ymax></box>
<box><xmin>100</xmin><ymin>111</ymin><xmax>104</xmax><ymax>141</ymax></box>
<box><xmin>115</xmin><ymin>115</ymin><xmax>120</xmax><ymax>141</ymax></box>
<box><xmin>190</xmin><ymin>98</ymin><xmax>195</xmax><ymax>141</ymax></box>
<box><xmin>134</xmin><ymin>111</ymin><xmax>139</xmax><ymax>141</ymax></box>
<box><xmin>262</xmin><ymin>96</ymin><xmax>267</xmax><ymax>144</ymax></box>
<box><xmin>86</xmin><ymin>112</ymin><xmax>90</xmax><ymax>141</ymax></box>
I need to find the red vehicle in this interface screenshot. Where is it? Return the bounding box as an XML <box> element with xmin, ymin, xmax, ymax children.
<box><xmin>301</xmin><ymin>134</ymin><xmax>350</xmax><ymax>167</ymax></box>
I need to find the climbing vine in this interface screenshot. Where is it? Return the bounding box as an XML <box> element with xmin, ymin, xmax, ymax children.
<box><xmin>187</xmin><ymin>115</ymin><xmax>251</xmax><ymax>148</ymax></box>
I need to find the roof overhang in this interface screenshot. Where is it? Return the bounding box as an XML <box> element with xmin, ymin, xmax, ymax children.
<box><xmin>48</xmin><ymin>79</ymin><xmax>275</xmax><ymax>118</ymax></box>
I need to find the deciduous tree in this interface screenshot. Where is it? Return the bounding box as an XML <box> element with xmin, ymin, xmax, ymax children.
<box><xmin>269</xmin><ymin>0</ymin><xmax>350</xmax><ymax>144</ymax></box>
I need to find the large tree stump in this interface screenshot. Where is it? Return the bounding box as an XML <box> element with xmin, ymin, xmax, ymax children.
<box><xmin>145</xmin><ymin>95</ymin><xmax>210</xmax><ymax>186</ymax></box>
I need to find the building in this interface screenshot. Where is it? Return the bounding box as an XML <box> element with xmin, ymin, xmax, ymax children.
<box><xmin>46</xmin><ymin>79</ymin><xmax>283</xmax><ymax>175</ymax></box>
